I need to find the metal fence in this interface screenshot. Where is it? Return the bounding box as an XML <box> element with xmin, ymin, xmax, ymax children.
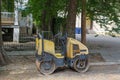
<box><xmin>3</xmin><ymin>34</ymin><xmax>36</xmax><ymax>51</ymax></box>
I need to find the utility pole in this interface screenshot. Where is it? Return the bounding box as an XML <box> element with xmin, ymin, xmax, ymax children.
<box><xmin>81</xmin><ymin>0</ymin><xmax>86</xmax><ymax>45</ymax></box>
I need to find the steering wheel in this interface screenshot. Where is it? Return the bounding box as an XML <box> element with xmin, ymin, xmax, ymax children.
<box><xmin>37</xmin><ymin>33</ymin><xmax>42</xmax><ymax>39</ymax></box>
<box><xmin>54</xmin><ymin>32</ymin><xmax>62</xmax><ymax>39</ymax></box>
<box><xmin>60</xmin><ymin>33</ymin><xmax>67</xmax><ymax>45</ymax></box>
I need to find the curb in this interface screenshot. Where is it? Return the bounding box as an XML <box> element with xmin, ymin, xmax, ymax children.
<box><xmin>90</xmin><ymin>61</ymin><xmax>120</xmax><ymax>66</ymax></box>
<box><xmin>1</xmin><ymin>61</ymin><xmax>120</xmax><ymax>71</ymax></box>
<box><xmin>6</xmin><ymin>51</ymin><xmax>35</xmax><ymax>56</ymax></box>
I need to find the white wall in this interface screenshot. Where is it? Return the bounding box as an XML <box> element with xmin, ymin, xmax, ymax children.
<box><xmin>76</xmin><ymin>14</ymin><xmax>81</xmax><ymax>28</ymax></box>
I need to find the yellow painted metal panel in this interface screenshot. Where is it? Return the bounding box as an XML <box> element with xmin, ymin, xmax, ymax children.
<box><xmin>67</xmin><ymin>38</ymin><xmax>73</xmax><ymax>58</ymax></box>
<box><xmin>67</xmin><ymin>38</ymin><xmax>89</xmax><ymax>59</ymax></box>
<box><xmin>36</xmin><ymin>37</ymin><xmax>88</xmax><ymax>59</ymax></box>
<box><xmin>37</xmin><ymin>39</ymin><xmax>64</xmax><ymax>58</ymax></box>
<box><xmin>38</xmin><ymin>39</ymin><xmax>55</xmax><ymax>55</ymax></box>
<box><xmin>55</xmin><ymin>53</ymin><xmax>64</xmax><ymax>58</ymax></box>
<box><xmin>35</xmin><ymin>38</ymin><xmax>39</xmax><ymax>50</ymax></box>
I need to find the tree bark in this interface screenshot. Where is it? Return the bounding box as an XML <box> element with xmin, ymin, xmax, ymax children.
<box><xmin>41</xmin><ymin>10</ymin><xmax>48</xmax><ymax>31</ymax></box>
<box><xmin>81</xmin><ymin>0</ymin><xmax>86</xmax><ymax>45</ymax></box>
<box><xmin>41</xmin><ymin>0</ymin><xmax>52</xmax><ymax>31</ymax></box>
<box><xmin>0</xmin><ymin>0</ymin><xmax>5</xmax><ymax>65</ymax></box>
<box><xmin>90</xmin><ymin>20</ymin><xmax>93</xmax><ymax>30</ymax></box>
<box><xmin>66</xmin><ymin>0</ymin><xmax>77</xmax><ymax>38</ymax></box>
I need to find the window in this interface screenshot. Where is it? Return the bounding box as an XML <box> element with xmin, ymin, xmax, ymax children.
<box><xmin>73</xmin><ymin>44</ymin><xmax>80</xmax><ymax>56</ymax></box>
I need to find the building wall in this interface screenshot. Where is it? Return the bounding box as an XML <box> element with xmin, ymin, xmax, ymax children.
<box><xmin>76</xmin><ymin>13</ymin><xmax>91</xmax><ymax>28</ymax></box>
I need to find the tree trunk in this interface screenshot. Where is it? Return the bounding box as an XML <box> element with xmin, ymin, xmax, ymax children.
<box><xmin>81</xmin><ymin>0</ymin><xmax>86</xmax><ymax>45</ymax></box>
<box><xmin>66</xmin><ymin>0</ymin><xmax>77</xmax><ymax>38</ymax></box>
<box><xmin>90</xmin><ymin>20</ymin><xmax>93</xmax><ymax>30</ymax></box>
<box><xmin>41</xmin><ymin>10</ymin><xmax>48</xmax><ymax>31</ymax></box>
<box><xmin>41</xmin><ymin>0</ymin><xmax>52</xmax><ymax>31</ymax></box>
<box><xmin>0</xmin><ymin>0</ymin><xmax>5</xmax><ymax>65</ymax></box>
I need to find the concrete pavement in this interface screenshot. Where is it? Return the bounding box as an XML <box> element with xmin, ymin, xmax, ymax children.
<box><xmin>76</xmin><ymin>34</ymin><xmax>120</xmax><ymax>62</ymax></box>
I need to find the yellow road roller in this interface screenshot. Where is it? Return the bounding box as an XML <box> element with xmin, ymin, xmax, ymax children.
<box><xmin>35</xmin><ymin>31</ymin><xmax>89</xmax><ymax>75</ymax></box>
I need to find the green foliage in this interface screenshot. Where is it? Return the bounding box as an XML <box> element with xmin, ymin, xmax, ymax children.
<box><xmin>87</xmin><ymin>0</ymin><xmax>120</xmax><ymax>32</ymax></box>
<box><xmin>25</xmin><ymin>0</ymin><xmax>120</xmax><ymax>33</ymax></box>
<box><xmin>2</xmin><ymin>0</ymin><xmax>14</xmax><ymax>12</ymax></box>
<box><xmin>53</xmin><ymin>17</ymin><xmax>66</xmax><ymax>34</ymax></box>
<box><xmin>26</xmin><ymin>0</ymin><xmax>67</xmax><ymax>27</ymax></box>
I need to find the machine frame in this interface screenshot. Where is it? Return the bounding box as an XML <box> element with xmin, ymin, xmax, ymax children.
<box><xmin>35</xmin><ymin>31</ymin><xmax>89</xmax><ymax>75</ymax></box>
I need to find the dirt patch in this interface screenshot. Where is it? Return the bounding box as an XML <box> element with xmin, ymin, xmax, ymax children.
<box><xmin>0</xmin><ymin>53</ymin><xmax>104</xmax><ymax>71</ymax></box>
<box><xmin>0</xmin><ymin>56</ymin><xmax>36</xmax><ymax>71</ymax></box>
<box><xmin>8</xmin><ymin>53</ymin><xmax>104</xmax><ymax>66</ymax></box>
<box><xmin>9</xmin><ymin>53</ymin><xmax>104</xmax><ymax>65</ymax></box>
<box><xmin>10</xmin><ymin>56</ymin><xmax>35</xmax><ymax>64</ymax></box>
<box><xmin>0</xmin><ymin>56</ymin><xmax>35</xmax><ymax>68</ymax></box>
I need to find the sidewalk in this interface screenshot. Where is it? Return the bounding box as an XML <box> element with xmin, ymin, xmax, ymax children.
<box><xmin>76</xmin><ymin>34</ymin><xmax>120</xmax><ymax>63</ymax></box>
